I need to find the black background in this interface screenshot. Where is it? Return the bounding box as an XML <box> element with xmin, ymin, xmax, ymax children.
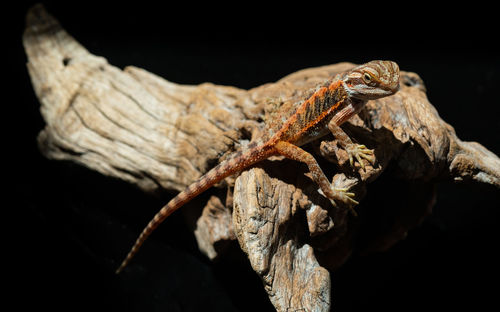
<box><xmin>6</xmin><ymin>1</ymin><xmax>499</xmax><ymax>311</ymax></box>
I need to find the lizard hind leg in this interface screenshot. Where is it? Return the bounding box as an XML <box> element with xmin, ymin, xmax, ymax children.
<box><xmin>274</xmin><ymin>141</ymin><xmax>358</xmax><ymax>211</ymax></box>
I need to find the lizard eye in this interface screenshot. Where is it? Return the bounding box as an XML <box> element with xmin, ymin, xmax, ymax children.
<box><xmin>363</xmin><ymin>73</ymin><xmax>372</xmax><ymax>83</ymax></box>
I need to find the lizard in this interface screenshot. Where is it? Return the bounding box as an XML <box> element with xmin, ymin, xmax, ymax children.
<box><xmin>116</xmin><ymin>60</ymin><xmax>400</xmax><ymax>274</ymax></box>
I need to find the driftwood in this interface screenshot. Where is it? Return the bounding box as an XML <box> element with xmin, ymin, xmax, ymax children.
<box><xmin>23</xmin><ymin>5</ymin><xmax>500</xmax><ymax>312</ymax></box>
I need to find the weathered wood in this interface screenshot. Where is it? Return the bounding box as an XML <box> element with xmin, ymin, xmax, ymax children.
<box><xmin>23</xmin><ymin>4</ymin><xmax>500</xmax><ymax>312</ymax></box>
<box><xmin>24</xmin><ymin>4</ymin><xmax>254</xmax><ymax>194</ymax></box>
<box><xmin>233</xmin><ymin>168</ymin><xmax>331</xmax><ymax>311</ymax></box>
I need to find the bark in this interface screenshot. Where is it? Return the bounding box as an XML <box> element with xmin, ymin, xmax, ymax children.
<box><xmin>23</xmin><ymin>4</ymin><xmax>500</xmax><ymax>312</ymax></box>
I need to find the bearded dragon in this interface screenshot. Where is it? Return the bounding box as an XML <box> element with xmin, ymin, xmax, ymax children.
<box><xmin>116</xmin><ymin>60</ymin><xmax>400</xmax><ymax>273</ymax></box>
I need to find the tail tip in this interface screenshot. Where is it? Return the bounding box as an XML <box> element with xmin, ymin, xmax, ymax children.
<box><xmin>115</xmin><ymin>262</ymin><xmax>126</xmax><ymax>275</ymax></box>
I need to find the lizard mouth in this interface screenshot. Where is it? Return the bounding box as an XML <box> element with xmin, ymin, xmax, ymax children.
<box><xmin>352</xmin><ymin>82</ymin><xmax>400</xmax><ymax>100</ymax></box>
<box><xmin>386</xmin><ymin>81</ymin><xmax>400</xmax><ymax>94</ymax></box>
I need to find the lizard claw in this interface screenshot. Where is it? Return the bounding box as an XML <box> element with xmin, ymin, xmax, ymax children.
<box><xmin>346</xmin><ymin>144</ymin><xmax>374</xmax><ymax>170</ymax></box>
<box><xmin>333</xmin><ymin>187</ymin><xmax>357</xmax><ymax>203</ymax></box>
<box><xmin>334</xmin><ymin>187</ymin><xmax>359</xmax><ymax>216</ymax></box>
<box><xmin>320</xmin><ymin>186</ymin><xmax>359</xmax><ymax>216</ymax></box>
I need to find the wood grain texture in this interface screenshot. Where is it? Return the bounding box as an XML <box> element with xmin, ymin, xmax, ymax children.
<box><xmin>233</xmin><ymin>168</ymin><xmax>331</xmax><ymax>311</ymax></box>
<box><xmin>23</xmin><ymin>5</ymin><xmax>500</xmax><ymax>312</ymax></box>
<box><xmin>24</xmin><ymin>4</ymin><xmax>252</xmax><ymax>194</ymax></box>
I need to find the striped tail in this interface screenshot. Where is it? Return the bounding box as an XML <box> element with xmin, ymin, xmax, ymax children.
<box><xmin>115</xmin><ymin>142</ymin><xmax>274</xmax><ymax>274</ymax></box>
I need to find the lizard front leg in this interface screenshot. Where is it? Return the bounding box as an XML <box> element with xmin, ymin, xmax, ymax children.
<box><xmin>327</xmin><ymin>119</ymin><xmax>374</xmax><ymax>170</ymax></box>
<box><xmin>274</xmin><ymin>141</ymin><xmax>358</xmax><ymax>211</ymax></box>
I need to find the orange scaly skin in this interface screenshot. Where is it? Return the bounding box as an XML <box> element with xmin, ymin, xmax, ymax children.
<box><xmin>116</xmin><ymin>60</ymin><xmax>400</xmax><ymax>273</ymax></box>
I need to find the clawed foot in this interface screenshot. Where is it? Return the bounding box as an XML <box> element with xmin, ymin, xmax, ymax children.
<box><xmin>345</xmin><ymin>143</ymin><xmax>374</xmax><ymax>170</ymax></box>
<box><xmin>319</xmin><ymin>186</ymin><xmax>359</xmax><ymax>216</ymax></box>
<box><xmin>333</xmin><ymin>187</ymin><xmax>358</xmax><ymax>205</ymax></box>
<box><xmin>334</xmin><ymin>187</ymin><xmax>359</xmax><ymax>216</ymax></box>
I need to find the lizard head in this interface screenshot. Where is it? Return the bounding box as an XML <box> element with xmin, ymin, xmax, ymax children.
<box><xmin>342</xmin><ymin>60</ymin><xmax>400</xmax><ymax>100</ymax></box>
